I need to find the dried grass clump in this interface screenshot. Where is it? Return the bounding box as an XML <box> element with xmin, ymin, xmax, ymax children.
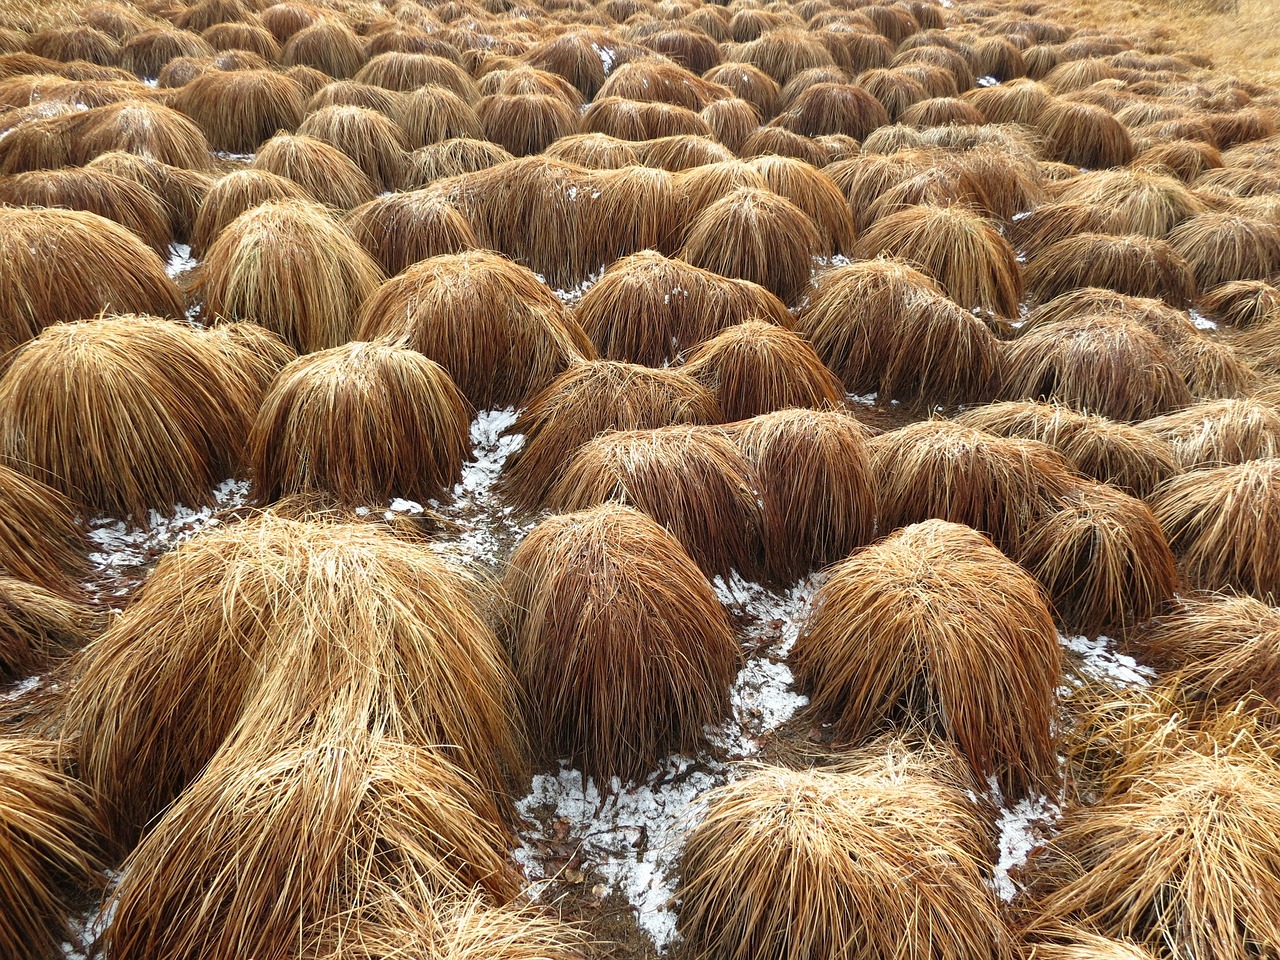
<box><xmin>478</xmin><ymin>65</ymin><xmax>584</xmax><ymax>107</ymax></box>
<box><xmin>1151</xmin><ymin>458</ymin><xmax>1280</xmax><ymax>600</ymax></box>
<box><xmin>1004</xmin><ymin>314</ymin><xmax>1191</xmax><ymax>421</ymax></box>
<box><xmin>83</xmin><ymin>151</ymin><xmax>212</xmax><ymax>243</ymax></box>
<box><xmin>477</xmin><ymin>92</ymin><xmax>581</xmax><ymax>156</ymax></box>
<box><xmin>725</xmin><ymin>29</ymin><xmax>837</xmax><ymax>87</ymax></box>
<box><xmin>744</xmin><ymin>154</ymin><xmax>855</xmax><ymax>254</ymax></box>
<box><xmin>773</xmin><ymin>81</ymin><xmax>889</xmax><ymax>138</ymax></box>
<box><xmin>1133</xmin><ymin>139</ymin><xmax>1222</xmax><ymax>183</ymax></box>
<box><xmin>698</xmin><ymin>97</ymin><xmax>760</xmax><ymax>152</ymax></box>
<box><xmin>0</xmin><ymin>166</ymin><xmax>172</xmax><ymax>257</ymax></box>
<box><xmin>249</xmin><ymin>342</ymin><xmax>469</xmax><ymax>506</ymax></box>
<box><xmin>1032</xmin><ymin>748</ymin><xmax>1280</xmax><ymax>960</ymax></box>
<box><xmin>730</xmin><ymin>408</ymin><xmax>875</xmax><ymax>582</ymax></box>
<box><xmin>191</xmin><ymin>167</ymin><xmax>309</xmax><ymax>255</ymax></box>
<box><xmin>738</xmin><ymin>125</ymin><xmax>830</xmax><ymax>167</ymax></box>
<box><xmin>1145</xmin><ymin>397</ymin><xmax>1280</xmax><ymax>468</ymax></box>
<box><xmin>0</xmin><ymin>316</ymin><xmax>257</xmax><ymax>521</ymax></box>
<box><xmin>641</xmin><ymin>134</ymin><xmax>735</xmax><ymax>174</ymax></box>
<box><xmin>0</xmin><ymin>739</ymin><xmax>104</xmax><ymax>960</ymax></box>
<box><xmin>200</xmin><ymin>23</ymin><xmax>282</xmax><ymax>61</ymax></box>
<box><xmin>1019</xmin><ymin>482</ymin><xmax>1178</xmax><ymax>637</ymax></box>
<box><xmin>793</xmin><ymin>519</ymin><xmax>1062</xmax><ymax>794</ymax></box>
<box><xmin>597</xmin><ymin>58</ymin><xmax>725</xmax><ymax>110</ymax></box>
<box><xmin>0</xmin><ymin>578</ymin><xmax>101</xmax><ymax>683</ymax></box>
<box><xmin>954</xmin><ymin>401</ymin><xmax>1179</xmax><ymax>498</ymax></box>
<box><xmin>581</xmin><ymin>165</ymin><xmax>683</xmax><ymax>271</ymax></box>
<box><xmin>500</xmin><ymin>360</ymin><xmax>718</xmax><ymax>508</ymax></box>
<box><xmin>582</xmin><ymin>96</ymin><xmax>713</xmax><ymax>140</ymax></box>
<box><xmin>0</xmin><ymin>207</ymin><xmax>183</xmax><ymax>353</ymax></box>
<box><xmin>29</xmin><ymin>25</ymin><xmax>120</xmax><ymax>66</ymax></box>
<box><xmin>72</xmin><ymin>100</ymin><xmax>215</xmax><ymax>171</ymax></box>
<box><xmin>544</xmin><ymin>132</ymin><xmax>639</xmax><ymax>169</ymax></box>
<box><xmin>679</xmin><ymin>761</ymin><xmax>1011</xmax><ymax>960</ymax></box>
<box><xmin>282</xmin><ymin>17</ymin><xmax>366</xmax><ymax>79</ymax></box>
<box><xmin>681</xmin><ymin>186</ymin><xmax>822</xmax><ymax>305</ymax></box>
<box><xmin>404</xmin><ymin>137</ymin><xmax>511</xmax><ymax>186</ymax></box>
<box><xmin>797</xmin><ymin>258</ymin><xmax>1001</xmax><ymax>405</ymax></box>
<box><xmin>65</xmin><ymin>514</ymin><xmax>524</xmax><ymax>844</ymax></box>
<box><xmin>250</xmin><ymin>131</ymin><xmax>377</xmax><ymax>209</ymax></box>
<box><xmin>676</xmin><ymin>158</ymin><xmax>770</xmax><ymax>220</ymax></box>
<box><xmin>356</xmin><ymin>249</ymin><xmax>593</xmax><ymax>408</ymax></box>
<box><xmin>1166</xmin><ymin>212</ymin><xmax>1280</xmax><ymax>290</ymax></box>
<box><xmin>855</xmin><ymin>67</ymin><xmax>930</xmax><ymax>121</ymax></box>
<box><xmin>118</xmin><ymin>27</ymin><xmax>215</xmax><ymax>78</ymax></box>
<box><xmin>102</xmin><ymin>733</ymin><xmax>521</xmax><ymax>960</ymax></box>
<box><xmin>171</xmin><ymin>68</ymin><xmax>305</xmax><ymax>152</ymax></box>
<box><xmin>1200</xmin><ymin>279</ymin><xmax>1280</xmax><ymax>329</ymax></box>
<box><xmin>575</xmin><ymin>249</ymin><xmax>790</xmax><ymax>366</ymax></box>
<box><xmin>504</xmin><ymin>504</ymin><xmax>738</xmax><ymax>783</ymax></box>
<box><xmin>1023</xmin><ymin>287</ymin><xmax>1197</xmax><ymax>343</ymax></box>
<box><xmin>1050</xmin><ymin>167</ymin><xmax>1206</xmax><ymax>238</ymax></box>
<box><xmin>356</xmin><ymin>52</ymin><xmax>478</xmax><ymax>100</ymax></box>
<box><xmin>307</xmin><ymin>79</ymin><xmax>401</xmax><ymax>117</ymax></box>
<box><xmin>344</xmin><ymin>190</ymin><xmax>476</xmax><ymax>277</ymax></box>
<box><xmin>548</xmin><ymin>425</ymin><xmax>765</xmax><ymax>579</ymax></box>
<box><xmin>175</xmin><ymin>0</ymin><xmax>259</xmax><ymax>33</ymax></box>
<box><xmin>1034</xmin><ymin>100</ymin><xmax>1134</xmax><ymax>168</ymax></box>
<box><xmin>683</xmin><ymin>320</ymin><xmax>843</xmax><ymax>421</ymax></box>
<box><xmin>197</xmin><ymin>199</ymin><xmax>383</xmax><ymax>352</ymax></box>
<box><xmin>869</xmin><ymin>420</ymin><xmax>1076</xmax><ymax>555</ymax></box>
<box><xmin>900</xmin><ymin>95</ymin><xmax>989</xmax><ymax>128</ymax></box>
<box><xmin>1024</xmin><ymin>233</ymin><xmax>1197</xmax><ymax>307</ymax></box>
<box><xmin>396</xmin><ymin>86</ymin><xmax>481</xmax><ymax>148</ymax></box>
<box><xmin>0</xmin><ymin>465</ymin><xmax>89</xmax><ymax>599</ymax></box>
<box><xmin>297</xmin><ymin>104</ymin><xmax>408</xmax><ymax>192</ymax></box>
<box><xmin>856</xmin><ymin>204</ymin><xmax>1021</xmax><ymax>316</ymax></box>
<box><xmin>203</xmin><ymin>320</ymin><xmax>296</xmax><ymax>404</ymax></box>
<box><xmin>961</xmin><ymin>78</ymin><xmax>1051</xmax><ymax>125</ymax></box>
<box><xmin>704</xmin><ymin>60</ymin><xmax>779</xmax><ymax>116</ymax></box>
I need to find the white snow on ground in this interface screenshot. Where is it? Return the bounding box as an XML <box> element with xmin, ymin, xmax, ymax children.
<box><xmin>991</xmin><ymin>791</ymin><xmax>1062</xmax><ymax>902</ymax></box>
<box><xmin>164</xmin><ymin>242</ymin><xmax>197</xmax><ymax>279</ymax></box>
<box><xmin>1060</xmin><ymin>633</ymin><xmax>1155</xmax><ymax>687</ymax></box>
<box><xmin>551</xmin><ymin>268</ymin><xmax>602</xmax><ymax>309</ymax></box>
<box><xmin>1188</xmin><ymin>308</ymin><xmax>1218</xmax><ymax>331</ymax></box>
<box><xmin>517</xmin><ymin>757</ymin><xmax>724</xmax><ymax>952</ymax></box>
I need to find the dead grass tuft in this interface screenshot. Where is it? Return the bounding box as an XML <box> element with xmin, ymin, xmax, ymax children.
<box><xmin>403</xmin><ymin>137</ymin><xmax>511</xmax><ymax>188</ymax></box>
<box><xmin>191</xmin><ymin>167</ymin><xmax>309</xmax><ymax>256</ymax></box>
<box><xmin>83</xmin><ymin>150</ymin><xmax>212</xmax><ymax>244</ymax></box>
<box><xmin>1033</xmin><ymin>99</ymin><xmax>1133</xmax><ymax>168</ymax></box>
<box><xmin>1145</xmin><ymin>397</ymin><xmax>1280</xmax><ymax>468</ymax></box>
<box><xmin>171</xmin><ymin>68</ymin><xmax>306</xmax><ymax>152</ymax></box>
<box><xmin>1024</xmin><ymin>233</ymin><xmax>1197</xmax><ymax>307</ymax></box>
<box><xmin>73</xmin><ymin>99</ymin><xmax>215</xmax><ymax>171</ymax></box>
<box><xmin>0</xmin><ymin>578</ymin><xmax>102</xmax><ymax>684</ymax></box>
<box><xmin>282</xmin><ymin>17</ymin><xmax>366</xmax><ymax>79</ymax></box>
<box><xmin>503</xmin><ymin>503</ymin><xmax>739</xmax><ymax>783</ymax></box>
<box><xmin>396</xmin><ymin>86</ymin><xmax>481</xmax><ymax>149</ymax></box>
<box><xmin>1166</xmin><ymin>211</ymin><xmax>1280</xmax><ymax>290</ymax></box>
<box><xmin>0</xmin><ymin>464</ymin><xmax>89</xmax><ymax>599</ymax></box>
<box><xmin>1200</xmin><ymin>279</ymin><xmax>1280</xmax><ymax>329</ymax></box>
<box><xmin>793</xmin><ymin>518</ymin><xmax>1062</xmax><ymax>794</ymax></box>
<box><xmin>477</xmin><ymin>92</ymin><xmax>581</xmax><ymax>156</ymax></box>
<box><xmin>250</xmin><ymin>131</ymin><xmax>377</xmax><ymax>210</ymax></box>
<box><xmin>343</xmin><ymin>190</ymin><xmax>476</xmax><ymax>277</ymax></box>
<box><xmin>297</xmin><ymin>103</ymin><xmax>408</xmax><ymax>192</ymax></box>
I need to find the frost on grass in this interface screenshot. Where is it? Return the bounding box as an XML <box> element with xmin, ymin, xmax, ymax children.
<box><xmin>1060</xmin><ymin>633</ymin><xmax>1155</xmax><ymax>688</ymax></box>
<box><xmin>516</xmin><ymin>757</ymin><xmax>725</xmax><ymax>952</ymax></box>
<box><xmin>991</xmin><ymin>790</ymin><xmax>1062</xmax><ymax>902</ymax></box>
<box><xmin>165</xmin><ymin>242</ymin><xmax>197</xmax><ymax>280</ymax></box>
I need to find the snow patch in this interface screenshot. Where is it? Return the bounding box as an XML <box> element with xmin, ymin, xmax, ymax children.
<box><xmin>1059</xmin><ymin>633</ymin><xmax>1154</xmax><ymax>687</ymax></box>
<box><xmin>991</xmin><ymin>792</ymin><xmax>1061</xmax><ymax>902</ymax></box>
<box><xmin>1188</xmin><ymin>308</ymin><xmax>1218</xmax><ymax>331</ymax></box>
<box><xmin>165</xmin><ymin>242</ymin><xmax>197</xmax><ymax>279</ymax></box>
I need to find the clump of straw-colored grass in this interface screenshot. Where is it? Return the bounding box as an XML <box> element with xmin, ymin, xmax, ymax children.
<box><xmin>681</xmin><ymin>186</ymin><xmax>822</xmax><ymax>305</ymax></box>
<box><xmin>744</xmin><ymin>153</ymin><xmax>855</xmax><ymax>254</ymax></box>
<box><xmin>101</xmin><ymin>732</ymin><xmax>521</xmax><ymax>960</ymax></box>
<box><xmin>355</xmin><ymin>249</ymin><xmax>594</xmax><ymax>409</ymax></box>
<box><xmin>1049</xmin><ymin>166</ymin><xmax>1206</xmax><ymax>237</ymax></box>
<box><xmin>197</xmin><ymin>199</ymin><xmax>384</xmax><ymax>352</ymax></box>
<box><xmin>544</xmin><ymin>132</ymin><xmax>639</xmax><ymax>169</ymax></box>
<box><xmin>118</xmin><ymin>27</ymin><xmax>215</xmax><ymax>79</ymax></box>
<box><xmin>73</xmin><ymin>100</ymin><xmax>215</xmax><ymax>171</ymax></box>
<box><xmin>1200</xmin><ymin>279</ymin><xmax>1280</xmax><ymax>329</ymax></box>
<box><xmin>1003</xmin><ymin>314</ymin><xmax>1192</xmax><ymax>421</ymax></box>
<box><xmin>190</xmin><ymin>167</ymin><xmax>309</xmax><ymax>256</ymax></box>
<box><xmin>343</xmin><ymin>190</ymin><xmax>476</xmax><ymax>276</ymax></box>
<box><xmin>1151</xmin><ymin>458</ymin><xmax>1280</xmax><ymax>601</ymax></box>
<box><xmin>640</xmin><ymin>134</ymin><xmax>734</xmax><ymax>173</ymax></box>
<box><xmin>499</xmin><ymin>359</ymin><xmax>718</xmax><ymax>509</ymax></box>
<box><xmin>0</xmin><ymin>578</ymin><xmax>102</xmax><ymax>683</ymax></box>
<box><xmin>792</xmin><ymin>519</ymin><xmax>1061</xmax><ymax>794</ymax></box>
<box><xmin>1166</xmin><ymin>211</ymin><xmax>1280</xmax><ymax>291</ymax></box>
<box><xmin>403</xmin><ymin>137</ymin><xmax>512</xmax><ymax>187</ymax></box>
<box><xmin>64</xmin><ymin>513</ymin><xmax>524</xmax><ymax>845</ymax></box>
<box><xmin>477</xmin><ymin>92</ymin><xmax>581</xmax><ymax>156</ymax></box>
<box><xmin>1025</xmin><ymin>233</ymin><xmax>1197</xmax><ymax>308</ymax></box>
<box><xmin>1020</xmin><ymin>482</ymin><xmax>1178</xmax><ymax>637</ymax></box>
<box><xmin>396</xmin><ymin>86</ymin><xmax>482</xmax><ymax>149</ymax></box>
<box><xmin>573</xmin><ymin>250</ymin><xmax>791</xmax><ymax>366</ymax></box>
<box><xmin>1144</xmin><ymin>397</ymin><xmax>1280</xmax><ymax>468</ymax></box>
<box><xmin>870</xmin><ymin>420</ymin><xmax>1076</xmax><ymax>555</ymax></box>
<box><xmin>0</xmin><ymin>464</ymin><xmax>89</xmax><ymax>599</ymax></box>
<box><xmin>282</xmin><ymin>17</ymin><xmax>366</xmax><ymax>79</ymax></box>
<box><xmin>248</xmin><ymin>342</ymin><xmax>469</xmax><ymax>506</ymax></box>
<box><xmin>548</xmin><ymin>425</ymin><xmax>766</xmax><ymax>579</ymax></box>
<box><xmin>773</xmin><ymin>81</ymin><xmax>890</xmax><ymax>138</ymax></box>
<box><xmin>728</xmin><ymin>408</ymin><xmax>876</xmax><ymax>582</ymax></box>
<box><xmin>171</xmin><ymin>68</ymin><xmax>306</xmax><ymax>152</ymax></box>
<box><xmin>853</xmin><ymin>203</ymin><xmax>1022</xmax><ymax>316</ymax></box>
<box><xmin>797</xmin><ymin>258</ymin><xmax>1003</xmax><ymax>405</ymax></box>
<box><xmin>582</xmin><ymin>96</ymin><xmax>713</xmax><ymax>140</ymax></box>
<box><xmin>297</xmin><ymin>103</ymin><xmax>409</xmax><ymax>192</ymax></box>
<box><xmin>0</xmin><ymin>206</ymin><xmax>183</xmax><ymax>353</ymax></box>
<box><xmin>682</xmin><ymin>320</ymin><xmax>843</xmax><ymax>421</ymax></box>
<box><xmin>0</xmin><ymin>738</ymin><xmax>105</xmax><ymax>960</ymax></box>
<box><xmin>250</xmin><ymin>131</ymin><xmax>377</xmax><ymax>210</ymax></box>
<box><xmin>503</xmin><ymin>503</ymin><xmax>739</xmax><ymax>783</ymax></box>
<box><xmin>954</xmin><ymin>401</ymin><xmax>1180</xmax><ymax>498</ymax></box>
<box><xmin>83</xmin><ymin>150</ymin><xmax>212</xmax><ymax>244</ymax></box>
<box><xmin>0</xmin><ymin>315</ymin><xmax>256</xmax><ymax>521</ymax></box>
<box><xmin>704</xmin><ymin>60</ymin><xmax>779</xmax><ymax>116</ymax></box>
<box><xmin>679</xmin><ymin>759</ymin><xmax>1012</xmax><ymax>960</ymax></box>
<box><xmin>1033</xmin><ymin>99</ymin><xmax>1134</xmax><ymax>168</ymax></box>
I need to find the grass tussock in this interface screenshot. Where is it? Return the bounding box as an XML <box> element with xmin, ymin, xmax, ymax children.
<box><xmin>477</xmin><ymin>92</ymin><xmax>581</xmax><ymax>156</ymax></box>
<box><xmin>73</xmin><ymin>100</ymin><xmax>215</xmax><ymax>171</ymax></box>
<box><xmin>683</xmin><ymin>320</ymin><xmax>844</xmax><ymax>421</ymax></box>
<box><xmin>64</xmin><ymin>513</ymin><xmax>524</xmax><ymax>845</ymax></box>
<box><xmin>544</xmin><ymin>132</ymin><xmax>640</xmax><ymax>169</ymax></box>
<box><xmin>1200</xmin><ymin>279</ymin><xmax>1280</xmax><ymax>329</ymax></box>
<box><xmin>83</xmin><ymin>151</ymin><xmax>213</xmax><ymax>244</ymax></box>
<box><xmin>118</xmin><ymin>28</ymin><xmax>215</xmax><ymax>79</ymax></box>
<box><xmin>355</xmin><ymin>249</ymin><xmax>594</xmax><ymax>409</ymax></box>
<box><xmin>729</xmin><ymin>408</ymin><xmax>876</xmax><ymax>582</ymax></box>
<box><xmin>1033</xmin><ymin>99</ymin><xmax>1134</xmax><ymax>168</ymax></box>
<box><xmin>499</xmin><ymin>359</ymin><xmax>719</xmax><ymax>509</ymax></box>
<box><xmin>503</xmin><ymin>503</ymin><xmax>739</xmax><ymax>783</ymax></box>
<box><xmin>297</xmin><ymin>104</ymin><xmax>409</xmax><ymax>193</ymax></box>
<box><xmin>403</xmin><ymin>137</ymin><xmax>512</xmax><ymax>187</ymax></box>
<box><xmin>203</xmin><ymin>320</ymin><xmax>297</xmax><ymax>404</ymax></box>
<box><xmin>797</xmin><ymin>258</ymin><xmax>1003</xmax><ymax>405</ymax></box>
<box><xmin>1151</xmin><ymin>458</ymin><xmax>1280</xmax><ymax>601</ymax></box>
<box><xmin>251</xmin><ymin>131</ymin><xmax>377</xmax><ymax>210</ymax></box>
<box><xmin>853</xmin><ymin>204</ymin><xmax>1022</xmax><ymax>317</ymax></box>
<box><xmin>356</xmin><ymin>53</ymin><xmax>478</xmax><ymax>100</ymax></box>
<box><xmin>1003</xmin><ymin>314</ymin><xmax>1192</xmax><ymax>421</ymax></box>
<box><xmin>792</xmin><ymin>519</ymin><xmax>1061</xmax><ymax>794</ymax></box>
<box><xmin>1047</xmin><ymin>167</ymin><xmax>1206</xmax><ymax>237</ymax></box>
<box><xmin>343</xmin><ymin>190</ymin><xmax>477</xmax><ymax>277</ymax></box>
<box><xmin>1144</xmin><ymin>397</ymin><xmax>1280</xmax><ymax>468</ymax></box>
<box><xmin>640</xmin><ymin>134</ymin><xmax>733</xmax><ymax>173</ymax></box>
<box><xmin>870</xmin><ymin>420</ymin><xmax>1076</xmax><ymax>556</ymax></box>
<box><xmin>1023</xmin><ymin>288</ymin><xmax>1198</xmax><ymax>345</ymax></box>
<box><xmin>197</xmin><ymin>199</ymin><xmax>384</xmax><ymax>353</ymax></box>
<box><xmin>0</xmin><ymin>315</ymin><xmax>256</xmax><ymax>521</ymax></box>
<box><xmin>1023</xmin><ymin>233</ymin><xmax>1197</xmax><ymax>307</ymax></box>
<box><xmin>395</xmin><ymin>86</ymin><xmax>482</xmax><ymax>149</ymax></box>
<box><xmin>704</xmin><ymin>61</ymin><xmax>779</xmax><ymax>116</ymax></box>
<box><xmin>573</xmin><ymin>249</ymin><xmax>791</xmax><ymax>367</ymax></box>
<box><xmin>0</xmin><ymin>206</ymin><xmax>182</xmax><ymax>353</ymax></box>
<box><xmin>282</xmin><ymin>17</ymin><xmax>366</xmax><ymax>79</ymax></box>
<box><xmin>548</xmin><ymin>425</ymin><xmax>766</xmax><ymax>579</ymax></box>
<box><xmin>954</xmin><ymin>401</ymin><xmax>1180</xmax><ymax>498</ymax></box>
<box><xmin>681</xmin><ymin>186</ymin><xmax>823</xmax><ymax>306</ymax></box>
<box><xmin>773</xmin><ymin>81</ymin><xmax>891</xmax><ymax>139</ymax></box>
<box><xmin>0</xmin><ymin>738</ymin><xmax>105</xmax><ymax>960</ymax></box>
<box><xmin>1019</xmin><ymin>482</ymin><xmax>1178</xmax><ymax>637</ymax></box>
<box><xmin>248</xmin><ymin>342</ymin><xmax>469</xmax><ymax>506</ymax></box>
<box><xmin>744</xmin><ymin>154</ymin><xmax>855</xmax><ymax>255</ymax></box>
<box><xmin>171</xmin><ymin>68</ymin><xmax>305</xmax><ymax>152</ymax></box>
<box><xmin>101</xmin><ymin>732</ymin><xmax>521</xmax><ymax>960</ymax></box>
<box><xmin>1165</xmin><ymin>211</ymin><xmax>1280</xmax><ymax>290</ymax></box>
<box><xmin>698</xmin><ymin>97</ymin><xmax>760</xmax><ymax>154</ymax></box>
<box><xmin>678</xmin><ymin>759</ymin><xmax>1012</xmax><ymax>960</ymax></box>
<box><xmin>190</xmin><ymin>168</ymin><xmax>309</xmax><ymax>256</ymax></box>
<box><xmin>0</xmin><ymin>464</ymin><xmax>89</xmax><ymax>599</ymax></box>
<box><xmin>0</xmin><ymin>578</ymin><xmax>102</xmax><ymax>683</ymax></box>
